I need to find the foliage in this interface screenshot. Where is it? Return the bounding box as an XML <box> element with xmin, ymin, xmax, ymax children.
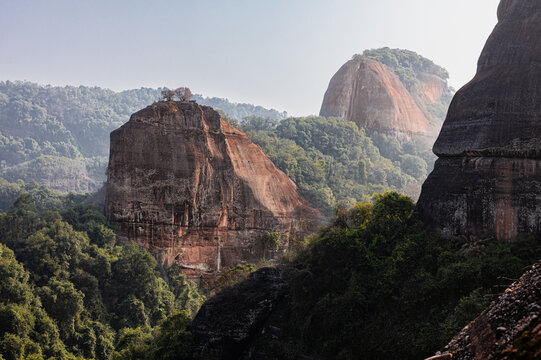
<box><xmin>0</xmin><ymin>81</ymin><xmax>287</xmax><ymax>193</ymax></box>
<box><xmin>0</xmin><ymin>243</ymin><xmax>71</xmax><ymax>360</ymax></box>
<box><xmin>174</xmin><ymin>87</ymin><xmax>193</xmax><ymax>101</ymax></box>
<box><xmin>212</xmin><ymin>264</ymin><xmax>257</xmax><ymax>294</ymax></box>
<box><xmin>192</xmin><ymin>94</ymin><xmax>288</xmax><ymax>122</ymax></box>
<box><xmin>0</xmin><ymin>190</ymin><xmax>203</xmax><ymax>359</ymax></box>
<box><xmin>357</xmin><ymin>47</ymin><xmax>449</xmax><ymax>90</ymax></box>
<box><xmin>166</xmin><ymin>264</ymin><xmax>206</xmax><ymax>316</ymax></box>
<box><xmin>146</xmin><ymin>312</ymin><xmax>192</xmax><ymax>360</ymax></box>
<box><xmin>240</xmin><ymin>116</ymin><xmax>430</xmax><ymax>215</ymax></box>
<box><xmin>277</xmin><ymin>192</ymin><xmax>541</xmax><ymax>359</ymax></box>
<box><xmin>254</xmin><ymin>232</ymin><xmax>284</xmax><ymax>260</ymax></box>
<box><xmin>113</xmin><ymin>312</ymin><xmax>192</xmax><ymax>360</ymax></box>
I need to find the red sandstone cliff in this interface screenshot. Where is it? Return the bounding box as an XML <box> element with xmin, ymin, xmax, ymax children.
<box><xmin>320</xmin><ymin>54</ymin><xmax>451</xmax><ymax>142</ymax></box>
<box><xmin>417</xmin><ymin>0</ymin><xmax>541</xmax><ymax>241</ymax></box>
<box><xmin>105</xmin><ymin>101</ymin><xmax>322</xmax><ymax>281</ymax></box>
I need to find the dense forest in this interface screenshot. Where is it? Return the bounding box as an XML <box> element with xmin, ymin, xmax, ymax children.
<box><xmin>0</xmin><ymin>186</ymin><xmax>205</xmax><ymax>360</ymax></box>
<box><xmin>2</xmin><ymin>182</ymin><xmax>539</xmax><ymax>359</ymax></box>
<box><xmin>236</xmin><ymin>115</ymin><xmax>434</xmax><ymax>215</ymax></box>
<box><xmin>0</xmin><ymin>82</ymin><xmax>287</xmax><ymax>193</ymax></box>
<box><xmin>192</xmin><ymin>192</ymin><xmax>541</xmax><ymax>359</ymax></box>
<box><xmin>276</xmin><ymin>193</ymin><xmax>541</xmax><ymax>358</ymax></box>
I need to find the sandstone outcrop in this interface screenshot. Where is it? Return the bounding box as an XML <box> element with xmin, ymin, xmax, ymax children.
<box><xmin>190</xmin><ymin>267</ymin><xmax>287</xmax><ymax>359</ymax></box>
<box><xmin>319</xmin><ymin>50</ymin><xmax>452</xmax><ymax>142</ymax></box>
<box><xmin>429</xmin><ymin>261</ymin><xmax>541</xmax><ymax>360</ymax></box>
<box><xmin>105</xmin><ymin>101</ymin><xmax>322</xmax><ymax>281</ymax></box>
<box><xmin>417</xmin><ymin>0</ymin><xmax>541</xmax><ymax>241</ymax></box>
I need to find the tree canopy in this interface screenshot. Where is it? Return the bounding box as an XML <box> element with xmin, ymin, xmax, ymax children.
<box><xmin>0</xmin><ymin>188</ymin><xmax>204</xmax><ymax>360</ymax></box>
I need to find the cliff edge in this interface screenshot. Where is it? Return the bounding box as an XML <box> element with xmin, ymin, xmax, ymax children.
<box><xmin>417</xmin><ymin>0</ymin><xmax>541</xmax><ymax>241</ymax></box>
<box><xmin>105</xmin><ymin>101</ymin><xmax>322</xmax><ymax>281</ymax></box>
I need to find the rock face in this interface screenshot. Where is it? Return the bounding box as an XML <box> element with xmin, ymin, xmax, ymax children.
<box><xmin>417</xmin><ymin>0</ymin><xmax>541</xmax><ymax>241</ymax></box>
<box><xmin>320</xmin><ymin>52</ymin><xmax>452</xmax><ymax>142</ymax></box>
<box><xmin>190</xmin><ymin>267</ymin><xmax>287</xmax><ymax>359</ymax></box>
<box><xmin>105</xmin><ymin>101</ymin><xmax>322</xmax><ymax>280</ymax></box>
<box><xmin>432</xmin><ymin>261</ymin><xmax>541</xmax><ymax>360</ymax></box>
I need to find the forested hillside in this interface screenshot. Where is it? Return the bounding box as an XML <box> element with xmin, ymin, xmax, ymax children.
<box><xmin>189</xmin><ymin>192</ymin><xmax>541</xmax><ymax>359</ymax></box>
<box><xmin>0</xmin><ymin>188</ymin><xmax>204</xmax><ymax>360</ymax></box>
<box><xmin>0</xmin><ymin>81</ymin><xmax>287</xmax><ymax>193</ymax></box>
<box><xmin>238</xmin><ymin>115</ymin><xmax>434</xmax><ymax>215</ymax></box>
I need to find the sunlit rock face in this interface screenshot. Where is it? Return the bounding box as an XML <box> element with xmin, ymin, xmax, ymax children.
<box><xmin>417</xmin><ymin>0</ymin><xmax>541</xmax><ymax>241</ymax></box>
<box><xmin>319</xmin><ymin>57</ymin><xmax>449</xmax><ymax>143</ymax></box>
<box><xmin>105</xmin><ymin>101</ymin><xmax>322</xmax><ymax>280</ymax></box>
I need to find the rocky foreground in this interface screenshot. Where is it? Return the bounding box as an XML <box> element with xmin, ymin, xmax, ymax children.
<box><xmin>431</xmin><ymin>261</ymin><xmax>541</xmax><ymax>359</ymax></box>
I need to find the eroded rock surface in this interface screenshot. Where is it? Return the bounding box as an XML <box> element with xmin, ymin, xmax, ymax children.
<box><xmin>417</xmin><ymin>0</ymin><xmax>541</xmax><ymax>241</ymax></box>
<box><xmin>432</xmin><ymin>261</ymin><xmax>541</xmax><ymax>360</ymax></box>
<box><xmin>190</xmin><ymin>267</ymin><xmax>287</xmax><ymax>359</ymax></box>
<box><xmin>319</xmin><ymin>56</ymin><xmax>451</xmax><ymax>142</ymax></box>
<box><xmin>105</xmin><ymin>101</ymin><xmax>322</xmax><ymax>280</ymax></box>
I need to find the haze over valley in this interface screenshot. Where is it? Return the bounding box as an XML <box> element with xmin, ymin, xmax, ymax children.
<box><xmin>2</xmin><ymin>1</ymin><xmax>541</xmax><ymax>359</ymax></box>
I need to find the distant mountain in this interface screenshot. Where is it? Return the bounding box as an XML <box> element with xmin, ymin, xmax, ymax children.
<box><xmin>192</xmin><ymin>94</ymin><xmax>288</xmax><ymax>122</ymax></box>
<box><xmin>320</xmin><ymin>48</ymin><xmax>453</xmax><ymax>143</ymax></box>
<box><xmin>0</xmin><ymin>81</ymin><xmax>287</xmax><ymax>193</ymax></box>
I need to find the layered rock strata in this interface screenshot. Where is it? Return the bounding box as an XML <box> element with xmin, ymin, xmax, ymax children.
<box><xmin>105</xmin><ymin>101</ymin><xmax>322</xmax><ymax>280</ymax></box>
<box><xmin>417</xmin><ymin>0</ymin><xmax>541</xmax><ymax>241</ymax></box>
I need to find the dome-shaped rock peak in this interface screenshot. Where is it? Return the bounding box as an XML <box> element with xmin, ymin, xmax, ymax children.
<box><xmin>320</xmin><ymin>50</ymin><xmax>453</xmax><ymax>144</ymax></box>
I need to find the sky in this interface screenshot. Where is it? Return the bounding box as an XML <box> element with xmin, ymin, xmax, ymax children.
<box><xmin>0</xmin><ymin>0</ymin><xmax>500</xmax><ymax>116</ymax></box>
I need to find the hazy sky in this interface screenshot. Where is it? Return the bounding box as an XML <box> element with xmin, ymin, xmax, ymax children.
<box><xmin>0</xmin><ymin>0</ymin><xmax>500</xmax><ymax>115</ymax></box>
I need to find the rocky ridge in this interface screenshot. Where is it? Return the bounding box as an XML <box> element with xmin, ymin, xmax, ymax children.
<box><xmin>105</xmin><ymin>101</ymin><xmax>322</xmax><ymax>281</ymax></box>
<box><xmin>417</xmin><ymin>0</ymin><xmax>541</xmax><ymax>241</ymax></box>
<box><xmin>430</xmin><ymin>261</ymin><xmax>541</xmax><ymax>360</ymax></box>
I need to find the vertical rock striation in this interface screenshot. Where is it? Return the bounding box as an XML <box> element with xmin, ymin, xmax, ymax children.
<box><xmin>417</xmin><ymin>0</ymin><xmax>541</xmax><ymax>241</ymax></box>
<box><xmin>106</xmin><ymin>101</ymin><xmax>322</xmax><ymax>280</ymax></box>
<box><xmin>319</xmin><ymin>52</ymin><xmax>452</xmax><ymax>143</ymax></box>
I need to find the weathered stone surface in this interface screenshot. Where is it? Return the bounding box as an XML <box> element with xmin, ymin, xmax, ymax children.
<box><xmin>429</xmin><ymin>261</ymin><xmax>541</xmax><ymax>360</ymax></box>
<box><xmin>105</xmin><ymin>101</ymin><xmax>322</xmax><ymax>280</ymax></box>
<box><xmin>432</xmin><ymin>0</ymin><xmax>541</xmax><ymax>157</ymax></box>
<box><xmin>419</xmin><ymin>157</ymin><xmax>541</xmax><ymax>240</ymax></box>
<box><xmin>319</xmin><ymin>57</ymin><xmax>449</xmax><ymax>142</ymax></box>
<box><xmin>190</xmin><ymin>267</ymin><xmax>287</xmax><ymax>359</ymax></box>
<box><xmin>418</xmin><ymin>0</ymin><xmax>541</xmax><ymax>241</ymax></box>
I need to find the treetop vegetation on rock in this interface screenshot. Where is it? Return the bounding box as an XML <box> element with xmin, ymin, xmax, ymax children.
<box><xmin>356</xmin><ymin>47</ymin><xmax>450</xmax><ymax>90</ymax></box>
<box><xmin>0</xmin><ymin>81</ymin><xmax>287</xmax><ymax>194</ymax></box>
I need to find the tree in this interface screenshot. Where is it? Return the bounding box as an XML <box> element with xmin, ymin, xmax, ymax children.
<box><xmin>161</xmin><ymin>90</ymin><xmax>175</xmax><ymax>102</ymax></box>
<box><xmin>173</xmin><ymin>87</ymin><xmax>192</xmax><ymax>101</ymax></box>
